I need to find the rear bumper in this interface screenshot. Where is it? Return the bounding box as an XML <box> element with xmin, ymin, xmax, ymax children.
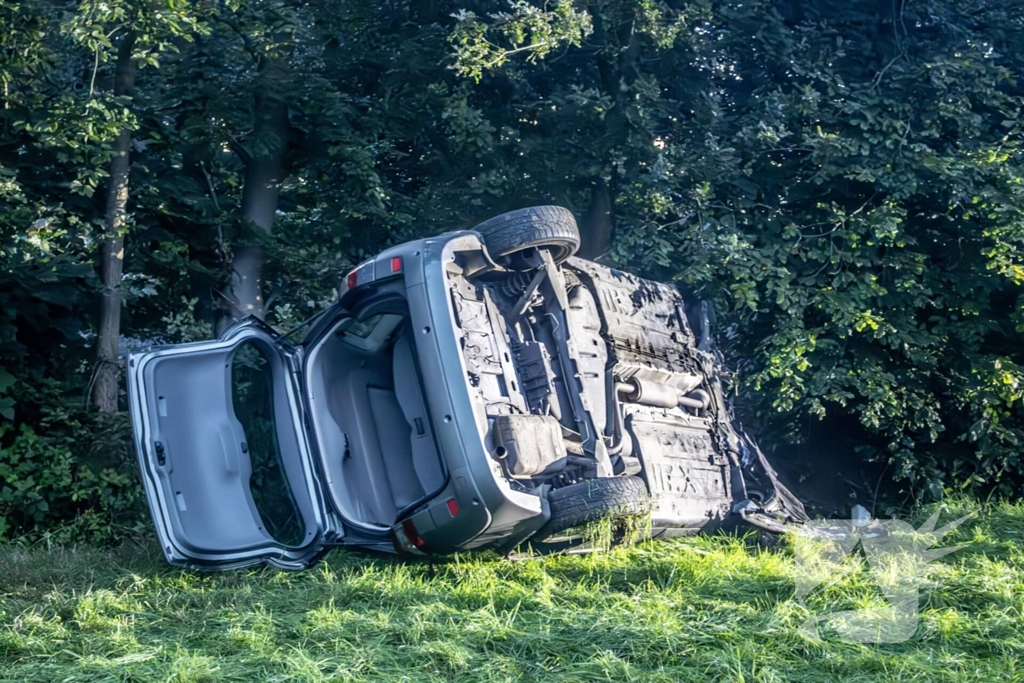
<box><xmin>394</xmin><ymin>233</ymin><xmax>547</xmax><ymax>551</ymax></box>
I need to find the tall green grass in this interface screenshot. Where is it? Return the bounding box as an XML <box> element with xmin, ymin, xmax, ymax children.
<box><xmin>1</xmin><ymin>499</ymin><xmax>1022</xmax><ymax>682</ymax></box>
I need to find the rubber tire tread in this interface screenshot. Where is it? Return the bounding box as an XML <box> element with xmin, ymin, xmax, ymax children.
<box><xmin>472</xmin><ymin>206</ymin><xmax>581</xmax><ymax>267</ymax></box>
<box><xmin>538</xmin><ymin>476</ymin><xmax>650</xmax><ymax>538</ymax></box>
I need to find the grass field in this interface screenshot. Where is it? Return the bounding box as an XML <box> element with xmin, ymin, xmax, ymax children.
<box><xmin>1</xmin><ymin>500</ymin><xmax>1022</xmax><ymax>682</ymax></box>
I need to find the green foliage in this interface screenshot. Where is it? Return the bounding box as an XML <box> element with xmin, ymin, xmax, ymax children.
<box><xmin>1</xmin><ymin>0</ymin><xmax>1023</xmax><ymax>540</ymax></box>
<box><xmin>0</xmin><ymin>368</ymin><xmax>15</xmax><ymax>421</ymax></box>
<box><xmin>0</xmin><ymin>381</ymin><xmax>143</xmax><ymax>540</ymax></box>
<box><xmin>643</xmin><ymin>1</ymin><xmax>1024</xmax><ymax>499</ymax></box>
<box><xmin>450</xmin><ymin>0</ymin><xmax>593</xmax><ymax>81</ymax></box>
<box><xmin>448</xmin><ymin>0</ymin><xmax>1024</xmax><ymax>500</ymax></box>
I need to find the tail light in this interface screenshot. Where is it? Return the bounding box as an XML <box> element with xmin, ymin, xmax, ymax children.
<box><xmin>401</xmin><ymin>519</ymin><xmax>425</xmax><ymax>548</ymax></box>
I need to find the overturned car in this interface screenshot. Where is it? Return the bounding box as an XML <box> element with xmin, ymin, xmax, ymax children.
<box><xmin>127</xmin><ymin>206</ymin><xmax>806</xmax><ymax>570</ymax></box>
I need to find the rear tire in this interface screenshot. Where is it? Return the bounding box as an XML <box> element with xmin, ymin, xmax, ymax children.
<box><xmin>472</xmin><ymin>206</ymin><xmax>581</xmax><ymax>270</ymax></box>
<box><xmin>536</xmin><ymin>476</ymin><xmax>650</xmax><ymax>540</ymax></box>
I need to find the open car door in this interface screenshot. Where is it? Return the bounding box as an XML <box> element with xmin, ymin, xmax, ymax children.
<box><xmin>127</xmin><ymin>318</ymin><xmax>343</xmax><ymax>570</ymax></box>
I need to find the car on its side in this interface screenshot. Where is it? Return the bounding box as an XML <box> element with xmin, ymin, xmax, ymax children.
<box><xmin>127</xmin><ymin>206</ymin><xmax>806</xmax><ymax>570</ymax></box>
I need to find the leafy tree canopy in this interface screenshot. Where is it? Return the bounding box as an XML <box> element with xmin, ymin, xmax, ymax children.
<box><xmin>1</xmin><ymin>0</ymin><xmax>1022</xmax><ymax>537</ymax></box>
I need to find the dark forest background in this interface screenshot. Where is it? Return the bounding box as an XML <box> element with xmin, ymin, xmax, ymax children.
<box><xmin>1</xmin><ymin>0</ymin><xmax>1022</xmax><ymax>539</ymax></box>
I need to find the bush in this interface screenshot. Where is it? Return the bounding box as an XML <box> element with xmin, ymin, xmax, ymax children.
<box><xmin>0</xmin><ymin>380</ymin><xmax>145</xmax><ymax>542</ymax></box>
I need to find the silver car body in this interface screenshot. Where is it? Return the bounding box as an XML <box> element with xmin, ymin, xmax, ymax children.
<box><xmin>128</xmin><ymin>231</ymin><xmax>804</xmax><ymax>570</ymax></box>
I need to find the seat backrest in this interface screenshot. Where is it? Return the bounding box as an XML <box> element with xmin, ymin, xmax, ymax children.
<box><xmin>391</xmin><ymin>333</ymin><xmax>446</xmax><ymax>496</ymax></box>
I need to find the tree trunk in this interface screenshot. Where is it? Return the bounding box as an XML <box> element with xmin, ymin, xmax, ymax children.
<box><xmin>579</xmin><ymin>180</ymin><xmax>613</xmax><ymax>259</ymax></box>
<box><xmin>218</xmin><ymin>43</ymin><xmax>292</xmax><ymax>334</ymax></box>
<box><xmin>580</xmin><ymin>13</ymin><xmax>641</xmax><ymax>259</ymax></box>
<box><xmin>92</xmin><ymin>32</ymin><xmax>137</xmax><ymax>413</ymax></box>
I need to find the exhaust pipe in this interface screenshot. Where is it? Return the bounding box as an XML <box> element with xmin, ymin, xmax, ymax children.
<box><xmin>616</xmin><ymin>378</ymin><xmax>710</xmax><ymax>411</ymax></box>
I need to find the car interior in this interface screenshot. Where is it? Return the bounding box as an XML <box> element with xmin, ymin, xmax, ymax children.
<box><xmin>304</xmin><ymin>301</ymin><xmax>446</xmax><ymax>529</ymax></box>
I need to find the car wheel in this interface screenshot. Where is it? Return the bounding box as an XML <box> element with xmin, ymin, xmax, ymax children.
<box><xmin>536</xmin><ymin>475</ymin><xmax>650</xmax><ymax>540</ymax></box>
<box><xmin>472</xmin><ymin>206</ymin><xmax>581</xmax><ymax>270</ymax></box>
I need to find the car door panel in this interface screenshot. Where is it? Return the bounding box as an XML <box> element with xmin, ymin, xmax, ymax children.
<box><xmin>127</xmin><ymin>318</ymin><xmax>341</xmax><ymax>569</ymax></box>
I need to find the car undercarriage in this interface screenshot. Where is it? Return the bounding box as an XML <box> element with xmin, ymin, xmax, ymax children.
<box><xmin>446</xmin><ymin>243</ymin><xmax>806</xmax><ymax>541</ymax></box>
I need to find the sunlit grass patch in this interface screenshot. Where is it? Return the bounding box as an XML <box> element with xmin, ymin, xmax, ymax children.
<box><xmin>0</xmin><ymin>501</ymin><xmax>1021</xmax><ymax>682</ymax></box>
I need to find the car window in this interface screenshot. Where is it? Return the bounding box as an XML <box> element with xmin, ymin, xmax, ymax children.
<box><xmin>339</xmin><ymin>313</ymin><xmax>404</xmax><ymax>351</ymax></box>
<box><xmin>230</xmin><ymin>341</ymin><xmax>306</xmax><ymax>546</ymax></box>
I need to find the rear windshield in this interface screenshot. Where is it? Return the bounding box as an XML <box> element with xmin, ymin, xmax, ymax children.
<box><xmin>338</xmin><ymin>313</ymin><xmax>404</xmax><ymax>351</ymax></box>
<box><xmin>230</xmin><ymin>341</ymin><xmax>306</xmax><ymax>546</ymax></box>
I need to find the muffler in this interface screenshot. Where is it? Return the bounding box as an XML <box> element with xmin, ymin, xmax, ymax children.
<box><xmin>616</xmin><ymin>378</ymin><xmax>710</xmax><ymax>411</ymax></box>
